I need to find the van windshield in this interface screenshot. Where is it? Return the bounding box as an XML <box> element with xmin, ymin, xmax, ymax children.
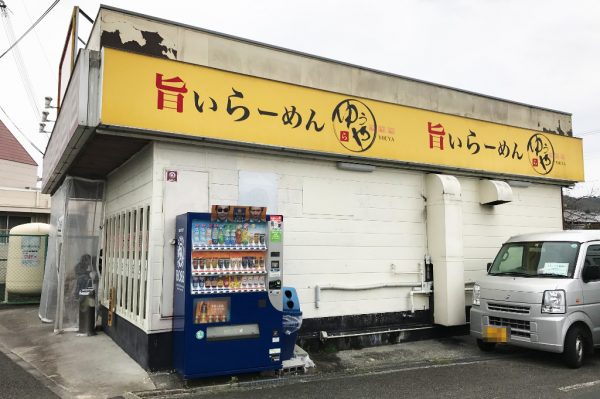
<box><xmin>488</xmin><ymin>241</ymin><xmax>580</xmax><ymax>278</ymax></box>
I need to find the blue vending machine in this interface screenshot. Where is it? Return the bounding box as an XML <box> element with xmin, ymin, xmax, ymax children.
<box><xmin>173</xmin><ymin>205</ymin><xmax>285</xmax><ymax>379</ymax></box>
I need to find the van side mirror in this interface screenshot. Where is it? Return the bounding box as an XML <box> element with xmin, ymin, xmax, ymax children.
<box><xmin>487</xmin><ymin>262</ymin><xmax>493</xmax><ymax>272</ymax></box>
<box><xmin>582</xmin><ymin>266</ymin><xmax>600</xmax><ymax>283</ymax></box>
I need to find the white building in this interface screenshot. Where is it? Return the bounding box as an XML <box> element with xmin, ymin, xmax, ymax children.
<box><xmin>0</xmin><ymin>120</ymin><xmax>50</xmax><ymax>230</ymax></box>
<box><xmin>0</xmin><ymin>119</ymin><xmax>50</xmax><ymax>299</ymax></box>
<box><xmin>42</xmin><ymin>6</ymin><xmax>583</xmax><ymax>369</ymax></box>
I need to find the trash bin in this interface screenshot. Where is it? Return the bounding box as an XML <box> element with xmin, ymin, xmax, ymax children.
<box><xmin>78</xmin><ymin>288</ymin><xmax>96</xmax><ymax>336</ymax></box>
<box><xmin>281</xmin><ymin>287</ymin><xmax>302</xmax><ymax>361</ymax></box>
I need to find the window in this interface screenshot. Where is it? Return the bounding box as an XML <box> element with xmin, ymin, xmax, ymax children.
<box><xmin>584</xmin><ymin>245</ymin><xmax>600</xmax><ymax>267</ymax></box>
<box><xmin>7</xmin><ymin>215</ymin><xmax>31</xmax><ymax>230</ymax></box>
<box><xmin>489</xmin><ymin>241</ymin><xmax>580</xmax><ymax>278</ymax></box>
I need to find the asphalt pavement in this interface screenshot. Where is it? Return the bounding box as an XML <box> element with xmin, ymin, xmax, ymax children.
<box><xmin>129</xmin><ymin>344</ymin><xmax>600</xmax><ymax>399</ymax></box>
<box><xmin>0</xmin><ymin>348</ymin><xmax>59</xmax><ymax>398</ymax></box>
<box><xmin>4</xmin><ymin>303</ymin><xmax>600</xmax><ymax>399</ymax></box>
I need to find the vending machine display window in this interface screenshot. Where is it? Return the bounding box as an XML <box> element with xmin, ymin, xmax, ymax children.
<box><xmin>193</xmin><ymin>297</ymin><xmax>230</xmax><ymax>324</ymax></box>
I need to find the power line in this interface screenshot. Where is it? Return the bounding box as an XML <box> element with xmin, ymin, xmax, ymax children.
<box><xmin>21</xmin><ymin>1</ymin><xmax>53</xmax><ymax>73</ymax></box>
<box><xmin>0</xmin><ymin>104</ymin><xmax>44</xmax><ymax>155</ymax></box>
<box><xmin>0</xmin><ymin>0</ymin><xmax>61</xmax><ymax>61</ymax></box>
<box><xmin>1</xmin><ymin>7</ymin><xmax>41</xmax><ymax>119</ymax></box>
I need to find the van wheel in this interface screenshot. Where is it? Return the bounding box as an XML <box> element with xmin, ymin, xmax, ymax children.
<box><xmin>564</xmin><ymin>326</ymin><xmax>587</xmax><ymax>369</ymax></box>
<box><xmin>476</xmin><ymin>338</ymin><xmax>496</xmax><ymax>352</ymax></box>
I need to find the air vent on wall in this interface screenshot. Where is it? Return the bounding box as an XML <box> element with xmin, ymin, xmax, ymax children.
<box><xmin>479</xmin><ymin>179</ymin><xmax>513</xmax><ymax>205</ymax></box>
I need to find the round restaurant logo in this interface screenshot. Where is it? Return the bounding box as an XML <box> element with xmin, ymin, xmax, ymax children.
<box><xmin>331</xmin><ymin>99</ymin><xmax>377</xmax><ymax>153</ymax></box>
<box><xmin>527</xmin><ymin>133</ymin><xmax>555</xmax><ymax>175</ymax></box>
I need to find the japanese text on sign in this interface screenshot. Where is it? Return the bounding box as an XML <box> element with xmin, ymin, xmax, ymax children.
<box><xmin>101</xmin><ymin>48</ymin><xmax>584</xmax><ymax>182</ymax></box>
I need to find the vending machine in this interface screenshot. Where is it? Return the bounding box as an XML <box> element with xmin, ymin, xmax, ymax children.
<box><xmin>172</xmin><ymin>205</ymin><xmax>284</xmax><ymax>379</ymax></box>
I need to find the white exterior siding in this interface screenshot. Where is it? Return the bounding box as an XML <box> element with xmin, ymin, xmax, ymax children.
<box><xmin>147</xmin><ymin>142</ymin><xmax>427</xmax><ymax>331</ymax></box>
<box><xmin>106</xmin><ymin>141</ymin><xmax>568</xmax><ymax>333</ymax></box>
<box><xmin>105</xmin><ymin>144</ymin><xmax>154</xmax><ymax>215</ymax></box>
<box><xmin>460</xmin><ymin>177</ymin><xmax>563</xmax><ymax>286</ymax></box>
<box><xmin>0</xmin><ymin>159</ymin><xmax>37</xmax><ymax>189</ymax></box>
<box><xmin>141</xmin><ymin>141</ymin><xmax>566</xmax><ymax>332</ymax></box>
<box><xmin>287</xmin><ymin>169</ymin><xmax>427</xmax><ymax>318</ymax></box>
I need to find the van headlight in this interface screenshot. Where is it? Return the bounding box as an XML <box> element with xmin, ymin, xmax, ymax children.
<box><xmin>472</xmin><ymin>283</ymin><xmax>480</xmax><ymax>306</ymax></box>
<box><xmin>541</xmin><ymin>290</ymin><xmax>566</xmax><ymax>314</ymax></box>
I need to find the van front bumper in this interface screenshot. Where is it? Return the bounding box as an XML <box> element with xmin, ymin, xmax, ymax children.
<box><xmin>470</xmin><ymin>304</ymin><xmax>565</xmax><ymax>353</ymax></box>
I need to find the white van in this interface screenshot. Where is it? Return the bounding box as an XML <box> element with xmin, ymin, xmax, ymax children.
<box><xmin>470</xmin><ymin>230</ymin><xmax>600</xmax><ymax>368</ymax></box>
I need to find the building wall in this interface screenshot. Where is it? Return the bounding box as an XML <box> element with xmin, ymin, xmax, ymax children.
<box><xmin>0</xmin><ymin>157</ymin><xmax>46</xmax><ymax>215</ymax></box>
<box><xmin>147</xmin><ymin>142</ymin><xmax>427</xmax><ymax>331</ymax></box>
<box><xmin>103</xmin><ymin>141</ymin><xmax>565</xmax><ymax>334</ymax></box>
<box><xmin>0</xmin><ymin>188</ymin><xmax>50</xmax><ymax>213</ymax></box>
<box><xmin>0</xmin><ymin>159</ymin><xmax>50</xmax><ymax>235</ymax></box>
<box><xmin>144</xmin><ymin>140</ymin><xmax>565</xmax><ymax>332</ymax></box>
<box><xmin>461</xmin><ymin>179</ymin><xmax>563</xmax><ymax>286</ymax></box>
<box><xmin>0</xmin><ymin>159</ymin><xmax>37</xmax><ymax>189</ymax></box>
<box><xmin>105</xmin><ymin>144</ymin><xmax>154</xmax><ymax>214</ymax></box>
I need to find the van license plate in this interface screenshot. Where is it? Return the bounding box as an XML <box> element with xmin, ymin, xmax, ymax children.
<box><xmin>484</xmin><ymin>326</ymin><xmax>508</xmax><ymax>343</ymax></box>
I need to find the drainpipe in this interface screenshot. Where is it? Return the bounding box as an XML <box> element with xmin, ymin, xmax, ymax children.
<box><xmin>410</xmin><ymin>285</ymin><xmax>474</xmax><ymax>314</ymax></box>
<box><xmin>315</xmin><ymin>282</ymin><xmax>419</xmax><ymax>309</ymax></box>
<box><xmin>409</xmin><ymin>289</ymin><xmax>432</xmax><ymax>313</ymax></box>
<box><xmin>315</xmin><ymin>261</ymin><xmax>432</xmax><ymax>309</ymax></box>
<box><xmin>317</xmin><ymin>283</ymin><xmax>476</xmax><ymax>341</ymax></box>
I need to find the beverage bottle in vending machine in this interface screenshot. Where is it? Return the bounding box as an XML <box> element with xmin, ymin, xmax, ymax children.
<box><xmin>199</xmin><ymin>224</ymin><xmax>207</xmax><ymax>246</ymax></box>
<box><xmin>242</xmin><ymin>224</ymin><xmax>249</xmax><ymax>245</ymax></box>
<box><xmin>192</xmin><ymin>224</ymin><xmax>200</xmax><ymax>245</ymax></box>
<box><xmin>211</xmin><ymin>223</ymin><xmax>219</xmax><ymax>245</ymax></box>
<box><xmin>195</xmin><ymin>303</ymin><xmax>201</xmax><ymax>324</ymax></box>
<box><xmin>206</xmin><ymin>224</ymin><xmax>212</xmax><ymax>245</ymax></box>
<box><xmin>226</xmin><ymin>224</ymin><xmax>234</xmax><ymax>246</ymax></box>
<box><xmin>218</xmin><ymin>225</ymin><xmax>225</xmax><ymax>245</ymax></box>
<box><xmin>249</xmin><ymin>224</ymin><xmax>256</xmax><ymax>244</ymax></box>
<box><xmin>200</xmin><ymin>301</ymin><xmax>208</xmax><ymax>323</ymax></box>
<box><xmin>235</xmin><ymin>225</ymin><xmax>242</xmax><ymax>245</ymax></box>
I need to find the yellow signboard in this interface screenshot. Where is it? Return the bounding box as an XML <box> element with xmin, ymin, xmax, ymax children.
<box><xmin>100</xmin><ymin>48</ymin><xmax>584</xmax><ymax>182</ymax></box>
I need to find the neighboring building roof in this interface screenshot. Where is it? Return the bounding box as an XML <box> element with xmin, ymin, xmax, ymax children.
<box><xmin>564</xmin><ymin>209</ymin><xmax>600</xmax><ymax>221</ymax></box>
<box><xmin>0</xmin><ymin>119</ymin><xmax>37</xmax><ymax>166</ymax></box>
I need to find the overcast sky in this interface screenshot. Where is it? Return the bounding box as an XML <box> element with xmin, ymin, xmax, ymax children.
<box><xmin>1</xmin><ymin>0</ymin><xmax>598</xmax><ymax>195</ymax></box>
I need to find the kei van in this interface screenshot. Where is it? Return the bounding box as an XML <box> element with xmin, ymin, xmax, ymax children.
<box><xmin>470</xmin><ymin>230</ymin><xmax>600</xmax><ymax>368</ymax></box>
